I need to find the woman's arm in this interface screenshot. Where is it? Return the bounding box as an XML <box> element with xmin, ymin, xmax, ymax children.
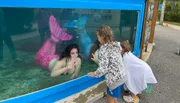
<box><xmin>51</xmin><ymin>59</ymin><xmax>68</xmax><ymax>77</ymax></box>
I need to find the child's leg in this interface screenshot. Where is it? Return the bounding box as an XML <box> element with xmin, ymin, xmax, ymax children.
<box><xmin>130</xmin><ymin>92</ymin><xmax>139</xmax><ymax>103</ymax></box>
<box><xmin>35</xmin><ymin>38</ymin><xmax>58</xmax><ymax>70</ymax></box>
<box><xmin>106</xmin><ymin>95</ymin><xmax>118</xmax><ymax>103</ymax></box>
<box><xmin>114</xmin><ymin>98</ymin><xmax>118</xmax><ymax>103</ymax></box>
<box><xmin>130</xmin><ymin>92</ymin><xmax>137</xmax><ymax>99</ymax></box>
<box><xmin>106</xmin><ymin>94</ymin><xmax>115</xmax><ymax>103</ymax></box>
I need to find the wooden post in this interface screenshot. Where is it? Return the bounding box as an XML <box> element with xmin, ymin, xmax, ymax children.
<box><xmin>149</xmin><ymin>0</ymin><xmax>159</xmax><ymax>43</ymax></box>
<box><xmin>140</xmin><ymin>0</ymin><xmax>149</xmax><ymax>59</ymax></box>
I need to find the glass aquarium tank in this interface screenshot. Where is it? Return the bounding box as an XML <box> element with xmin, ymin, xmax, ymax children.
<box><xmin>0</xmin><ymin>8</ymin><xmax>138</xmax><ymax>100</ymax></box>
<box><xmin>0</xmin><ymin>0</ymin><xmax>145</xmax><ymax>102</ymax></box>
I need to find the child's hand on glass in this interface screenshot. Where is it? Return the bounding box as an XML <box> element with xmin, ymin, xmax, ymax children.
<box><xmin>91</xmin><ymin>53</ymin><xmax>97</xmax><ymax>62</ymax></box>
<box><xmin>88</xmin><ymin>72</ymin><xmax>95</xmax><ymax>77</ymax></box>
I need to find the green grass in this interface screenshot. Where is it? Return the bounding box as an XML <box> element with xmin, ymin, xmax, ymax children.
<box><xmin>156</xmin><ymin>19</ymin><xmax>180</xmax><ymax>26</ymax></box>
<box><xmin>164</xmin><ymin>21</ymin><xmax>180</xmax><ymax>26</ymax></box>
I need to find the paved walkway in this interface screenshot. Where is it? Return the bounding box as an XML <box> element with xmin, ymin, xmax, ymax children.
<box><xmin>156</xmin><ymin>22</ymin><xmax>180</xmax><ymax>30</ymax></box>
<box><xmin>95</xmin><ymin>25</ymin><xmax>180</xmax><ymax>103</ymax></box>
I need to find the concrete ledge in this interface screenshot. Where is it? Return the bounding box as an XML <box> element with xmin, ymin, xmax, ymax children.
<box><xmin>57</xmin><ymin>81</ymin><xmax>106</xmax><ymax>103</ymax></box>
<box><xmin>142</xmin><ymin>43</ymin><xmax>154</xmax><ymax>62</ymax></box>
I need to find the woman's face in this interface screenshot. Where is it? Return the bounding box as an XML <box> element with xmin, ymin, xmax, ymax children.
<box><xmin>70</xmin><ymin>48</ymin><xmax>78</xmax><ymax>59</ymax></box>
<box><xmin>96</xmin><ymin>32</ymin><xmax>104</xmax><ymax>44</ymax></box>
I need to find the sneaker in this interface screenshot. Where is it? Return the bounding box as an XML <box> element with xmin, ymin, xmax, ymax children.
<box><xmin>123</xmin><ymin>95</ymin><xmax>140</xmax><ymax>103</ymax></box>
<box><xmin>49</xmin><ymin>15</ymin><xmax>73</xmax><ymax>42</ymax></box>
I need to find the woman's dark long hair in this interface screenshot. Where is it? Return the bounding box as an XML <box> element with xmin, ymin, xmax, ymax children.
<box><xmin>59</xmin><ymin>44</ymin><xmax>80</xmax><ymax>60</ymax></box>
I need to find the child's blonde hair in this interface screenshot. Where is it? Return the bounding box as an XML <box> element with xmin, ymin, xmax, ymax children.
<box><xmin>96</xmin><ymin>25</ymin><xmax>115</xmax><ymax>44</ymax></box>
<box><xmin>121</xmin><ymin>40</ymin><xmax>132</xmax><ymax>52</ymax></box>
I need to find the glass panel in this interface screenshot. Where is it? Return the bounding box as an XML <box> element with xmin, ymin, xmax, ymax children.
<box><xmin>147</xmin><ymin>3</ymin><xmax>154</xmax><ymax>21</ymax></box>
<box><xmin>0</xmin><ymin>8</ymin><xmax>138</xmax><ymax>100</ymax></box>
<box><xmin>144</xmin><ymin>26</ymin><xmax>151</xmax><ymax>44</ymax></box>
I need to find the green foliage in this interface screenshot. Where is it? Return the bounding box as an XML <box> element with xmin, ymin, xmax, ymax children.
<box><xmin>164</xmin><ymin>11</ymin><xmax>180</xmax><ymax>22</ymax></box>
<box><xmin>160</xmin><ymin>0</ymin><xmax>163</xmax><ymax>4</ymax></box>
<box><xmin>158</xmin><ymin>1</ymin><xmax>180</xmax><ymax>22</ymax></box>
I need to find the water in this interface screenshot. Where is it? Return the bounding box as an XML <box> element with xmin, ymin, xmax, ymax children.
<box><xmin>0</xmin><ymin>8</ymin><xmax>138</xmax><ymax>100</ymax></box>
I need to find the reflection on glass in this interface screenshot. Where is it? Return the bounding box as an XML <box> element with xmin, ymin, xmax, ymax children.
<box><xmin>0</xmin><ymin>8</ymin><xmax>22</xmax><ymax>69</ymax></box>
<box><xmin>0</xmin><ymin>8</ymin><xmax>138</xmax><ymax>100</ymax></box>
<box><xmin>144</xmin><ymin>26</ymin><xmax>151</xmax><ymax>44</ymax></box>
<box><xmin>34</xmin><ymin>9</ymin><xmax>50</xmax><ymax>45</ymax></box>
<box><xmin>147</xmin><ymin>3</ymin><xmax>154</xmax><ymax>21</ymax></box>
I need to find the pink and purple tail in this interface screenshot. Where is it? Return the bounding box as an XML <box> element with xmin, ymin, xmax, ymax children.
<box><xmin>49</xmin><ymin>15</ymin><xmax>73</xmax><ymax>42</ymax></box>
<box><xmin>35</xmin><ymin>39</ymin><xmax>59</xmax><ymax>70</ymax></box>
<box><xmin>35</xmin><ymin>15</ymin><xmax>73</xmax><ymax>70</ymax></box>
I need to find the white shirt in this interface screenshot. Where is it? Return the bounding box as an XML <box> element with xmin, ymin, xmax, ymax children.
<box><xmin>123</xmin><ymin>52</ymin><xmax>157</xmax><ymax>94</ymax></box>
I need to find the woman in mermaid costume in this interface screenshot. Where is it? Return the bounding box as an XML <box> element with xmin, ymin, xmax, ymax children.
<box><xmin>35</xmin><ymin>15</ymin><xmax>81</xmax><ymax>79</ymax></box>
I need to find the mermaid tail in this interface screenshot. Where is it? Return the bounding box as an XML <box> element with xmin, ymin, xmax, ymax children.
<box><xmin>35</xmin><ymin>39</ymin><xmax>59</xmax><ymax>70</ymax></box>
<box><xmin>80</xmin><ymin>31</ymin><xmax>92</xmax><ymax>58</ymax></box>
<box><xmin>64</xmin><ymin>16</ymin><xmax>92</xmax><ymax>58</ymax></box>
<box><xmin>35</xmin><ymin>15</ymin><xmax>73</xmax><ymax>70</ymax></box>
<box><xmin>49</xmin><ymin>15</ymin><xmax>73</xmax><ymax>42</ymax></box>
<box><xmin>64</xmin><ymin>16</ymin><xmax>87</xmax><ymax>29</ymax></box>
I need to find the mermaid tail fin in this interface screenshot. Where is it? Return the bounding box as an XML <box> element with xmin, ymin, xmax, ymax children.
<box><xmin>63</xmin><ymin>16</ymin><xmax>88</xmax><ymax>29</ymax></box>
<box><xmin>49</xmin><ymin>15</ymin><xmax>73</xmax><ymax>42</ymax></box>
<box><xmin>64</xmin><ymin>16</ymin><xmax>92</xmax><ymax>58</ymax></box>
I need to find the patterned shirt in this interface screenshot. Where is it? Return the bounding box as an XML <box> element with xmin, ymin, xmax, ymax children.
<box><xmin>94</xmin><ymin>42</ymin><xmax>127</xmax><ymax>88</ymax></box>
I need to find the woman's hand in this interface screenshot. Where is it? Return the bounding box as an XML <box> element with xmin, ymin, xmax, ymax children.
<box><xmin>91</xmin><ymin>53</ymin><xmax>97</xmax><ymax>62</ymax></box>
<box><xmin>88</xmin><ymin>72</ymin><xmax>95</xmax><ymax>77</ymax></box>
<box><xmin>67</xmin><ymin>58</ymin><xmax>76</xmax><ymax>70</ymax></box>
<box><xmin>71</xmin><ymin>73</ymin><xmax>78</xmax><ymax>79</ymax></box>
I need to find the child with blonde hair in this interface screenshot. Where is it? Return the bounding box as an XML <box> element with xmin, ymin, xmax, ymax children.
<box><xmin>88</xmin><ymin>25</ymin><xmax>127</xmax><ymax>103</ymax></box>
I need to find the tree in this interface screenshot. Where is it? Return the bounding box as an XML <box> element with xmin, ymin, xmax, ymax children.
<box><xmin>171</xmin><ymin>0</ymin><xmax>176</xmax><ymax>12</ymax></box>
<box><xmin>159</xmin><ymin>0</ymin><xmax>166</xmax><ymax>25</ymax></box>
